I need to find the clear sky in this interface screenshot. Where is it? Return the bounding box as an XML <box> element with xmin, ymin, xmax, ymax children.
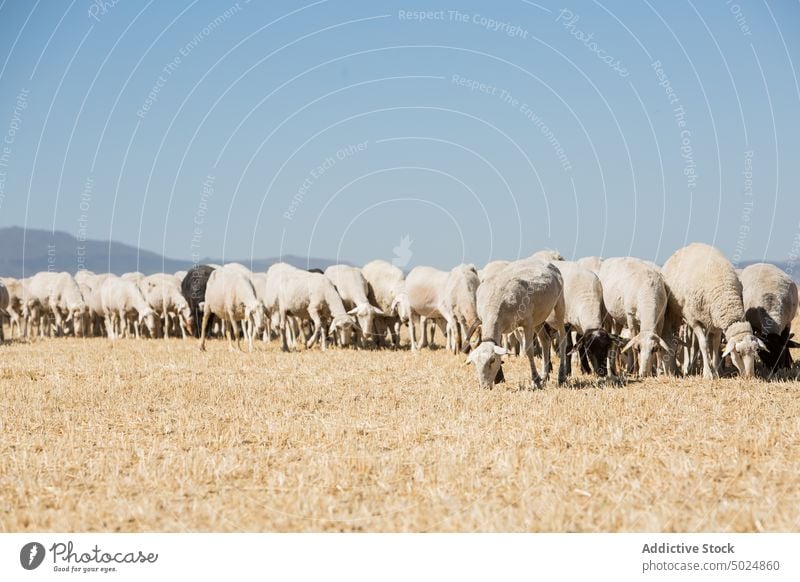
<box><xmin>0</xmin><ymin>0</ymin><xmax>798</xmax><ymax>270</ymax></box>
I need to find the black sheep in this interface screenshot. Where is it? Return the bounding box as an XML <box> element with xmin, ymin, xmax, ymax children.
<box><xmin>181</xmin><ymin>265</ymin><xmax>216</xmax><ymax>338</ymax></box>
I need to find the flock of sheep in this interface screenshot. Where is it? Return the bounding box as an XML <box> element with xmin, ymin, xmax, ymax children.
<box><xmin>0</xmin><ymin>242</ymin><xmax>797</xmax><ymax>390</ymax></box>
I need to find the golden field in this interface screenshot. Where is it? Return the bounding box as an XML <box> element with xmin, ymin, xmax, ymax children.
<box><xmin>1</xmin><ymin>335</ymin><xmax>799</xmax><ymax>532</ymax></box>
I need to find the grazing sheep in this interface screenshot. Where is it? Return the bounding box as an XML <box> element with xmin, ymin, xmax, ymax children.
<box><xmin>25</xmin><ymin>272</ymin><xmax>86</xmax><ymax>336</ymax></box>
<box><xmin>465</xmin><ymin>259</ymin><xmax>567</xmax><ymax>389</ymax></box>
<box><xmin>80</xmin><ymin>273</ymin><xmax>113</xmax><ymax>337</ymax></box>
<box><xmin>0</xmin><ymin>277</ymin><xmax>24</xmax><ymax>338</ymax></box>
<box><xmin>662</xmin><ymin>243</ymin><xmax>764</xmax><ymax>379</ymax></box>
<box><xmin>100</xmin><ymin>276</ymin><xmax>157</xmax><ymax>339</ymax></box>
<box><xmin>199</xmin><ymin>268</ymin><xmax>265</xmax><ymax>352</ymax></box>
<box><xmin>325</xmin><ymin>264</ymin><xmax>384</xmax><ymax>347</ymax></box>
<box><xmin>598</xmin><ymin>257</ymin><xmax>670</xmax><ymax>377</ymax></box>
<box><xmin>181</xmin><ymin>265</ymin><xmax>216</xmax><ymax>337</ymax></box>
<box><xmin>269</xmin><ymin>265</ymin><xmax>357</xmax><ymax>351</ymax></box>
<box><xmin>141</xmin><ymin>273</ymin><xmax>193</xmax><ymax>339</ymax></box>
<box><xmin>443</xmin><ymin>264</ymin><xmax>480</xmax><ymax>353</ymax></box>
<box><xmin>478</xmin><ymin>260</ymin><xmax>510</xmax><ymax>283</ymax></box>
<box><xmin>552</xmin><ymin>260</ymin><xmax>621</xmax><ymax>378</ymax></box>
<box><xmin>575</xmin><ymin>256</ymin><xmax>603</xmax><ymax>274</ymax></box>
<box><xmin>405</xmin><ymin>266</ymin><xmax>451</xmax><ymax>351</ymax></box>
<box><xmin>0</xmin><ymin>280</ymin><xmax>8</xmax><ymax>342</ymax></box>
<box><xmin>362</xmin><ymin>259</ymin><xmax>406</xmax><ymax>348</ymax></box>
<box><xmin>739</xmin><ymin>263</ymin><xmax>799</xmax><ymax>372</ymax></box>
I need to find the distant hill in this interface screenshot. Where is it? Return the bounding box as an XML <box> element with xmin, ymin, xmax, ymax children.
<box><xmin>0</xmin><ymin>226</ymin><xmax>345</xmax><ymax>277</ymax></box>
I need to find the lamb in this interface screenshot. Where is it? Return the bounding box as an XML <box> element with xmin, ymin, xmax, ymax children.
<box><xmin>739</xmin><ymin>263</ymin><xmax>799</xmax><ymax>372</ymax></box>
<box><xmin>198</xmin><ymin>267</ymin><xmax>265</xmax><ymax>351</ymax></box>
<box><xmin>478</xmin><ymin>260</ymin><xmax>510</xmax><ymax>283</ymax></box>
<box><xmin>465</xmin><ymin>259</ymin><xmax>567</xmax><ymax>389</ymax></box>
<box><xmin>662</xmin><ymin>243</ymin><xmax>764</xmax><ymax>379</ymax></box>
<box><xmin>324</xmin><ymin>264</ymin><xmax>384</xmax><ymax>347</ymax></box>
<box><xmin>141</xmin><ymin>273</ymin><xmax>193</xmax><ymax>339</ymax></box>
<box><xmin>405</xmin><ymin>266</ymin><xmax>451</xmax><ymax>351</ymax></box>
<box><xmin>100</xmin><ymin>276</ymin><xmax>157</xmax><ymax>339</ymax></box>
<box><xmin>443</xmin><ymin>264</ymin><xmax>480</xmax><ymax>353</ymax></box>
<box><xmin>598</xmin><ymin>257</ymin><xmax>670</xmax><ymax>377</ymax></box>
<box><xmin>181</xmin><ymin>265</ymin><xmax>216</xmax><ymax>337</ymax></box>
<box><xmin>362</xmin><ymin>259</ymin><xmax>406</xmax><ymax>348</ymax></box>
<box><xmin>268</xmin><ymin>264</ymin><xmax>357</xmax><ymax>351</ymax></box>
<box><xmin>551</xmin><ymin>260</ymin><xmax>622</xmax><ymax>377</ymax></box>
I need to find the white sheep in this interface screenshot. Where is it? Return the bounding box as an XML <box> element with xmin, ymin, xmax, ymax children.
<box><xmin>478</xmin><ymin>260</ymin><xmax>510</xmax><ymax>283</ymax></box>
<box><xmin>598</xmin><ymin>257</ymin><xmax>670</xmax><ymax>377</ymax></box>
<box><xmin>199</xmin><ymin>268</ymin><xmax>264</xmax><ymax>352</ymax></box>
<box><xmin>551</xmin><ymin>260</ymin><xmax>622</xmax><ymax>378</ymax></box>
<box><xmin>362</xmin><ymin>259</ymin><xmax>406</xmax><ymax>348</ymax></box>
<box><xmin>0</xmin><ymin>277</ymin><xmax>24</xmax><ymax>338</ymax></box>
<box><xmin>25</xmin><ymin>272</ymin><xmax>86</xmax><ymax>337</ymax></box>
<box><xmin>662</xmin><ymin>243</ymin><xmax>764</xmax><ymax>378</ymax></box>
<box><xmin>404</xmin><ymin>266</ymin><xmax>451</xmax><ymax>351</ymax></box>
<box><xmin>739</xmin><ymin>262</ymin><xmax>799</xmax><ymax>371</ymax></box>
<box><xmin>575</xmin><ymin>256</ymin><xmax>603</xmax><ymax>274</ymax></box>
<box><xmin>325</xmin><ymin>264</ymin><xmax>384</xmax><ymax>347</ymax></box>
<box><xmin>466</xmin><ymin>259</ymin><xmax>567</xmax><ymax>389</ymax></box>
<box><xmin>141</xmin><ymin>273</ymin><xmax>193</xmax><ymax>339</ymax></box>
<box><xmin>443</xmin><ymin>264</ymin><xmax>480</xmax><ymax>353</ymax></box>
<box><xmin>274</xmin><ymin>268</ymin><xmax>357</xmax><ymax>351</ymax></box>
<box><xmin>100</xmin><ymin>276</ymin><xmax>156</xmax><ymax>339</ymax></box>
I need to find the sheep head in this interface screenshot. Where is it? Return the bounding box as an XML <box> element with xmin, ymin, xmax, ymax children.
<box><xmin>573</xmin><ymin>329</ymin><xmax>627</xmax><ymax>377</ymax></box>
<box><xmin>723</xmin><ymin>322</ymin><xmax>765</xmax><ymax>378</ymax></box>
<box><xmin>620</xmin><ymin>332</ymin><xmax>671</xmax><ymax>377</ymax></box>
<box><xmin>139</xmin><ymin>308</ymin><xmax>158</xmax><ymax>337</ymax></box>
<box><xmin>465</xmin><ymin>341</ymin><xmax>507</xmax><ymax>390</ymax></box>
<box><xmin>753</xmin><ymin>329</ymin><xmax>798</xmax><ymax>373</ymax></box>
<box><xmin>347</xmin><ymin>303</ymin><xmax>384</xmax><ymax>341</ymax></box>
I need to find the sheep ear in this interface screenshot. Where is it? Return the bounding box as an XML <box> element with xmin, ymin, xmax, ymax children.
<box><xmin>610</xmin><ymin>334</ymin><xmax>627</xmax><ymax>347</ymax></box>
<box><xmin>347</xmin><ymin>307</ymin><xmax>359</xmax><ymax>315</ymax></box>
<box><xmin>493</xmin><ymin>345</ymin><xmax>508</xmax><ymax>356</ymax></box>
<box><xmin>721</xmin><ymin>341</ymin><xmax>736</xmax><ymax>358</ymax></box>
<box><xmin>465</xmin><ymin>350</ymin><xmax>478</xmax><ymax>365</ymax></box>
<box><xmin>786</xmin><ymin>339</ymin><xmax>800</xmax><ymax>348</ymax></box>
<box><xmin>756</xmin><ymin>338</ymin><xmax>768</xmax><ymax>351</ymax></box>
<box><xmin>567</xmin><ymin>335</ymin><xmax>584</xmax><ymax>356</ymax></box>
<box><xmin>620</xmin><ymin>336</ymin><xmax>638</xmax><ymax>353</ymax></box>
<box><xmin>657</xmin><ymin>336</ymin><xmax>672</xmax><ymax>353</ymax></box>
<box><xmin>372</xmin><ymin>307</ymin><xmax>385</xmax><ymax>316</ymax></box>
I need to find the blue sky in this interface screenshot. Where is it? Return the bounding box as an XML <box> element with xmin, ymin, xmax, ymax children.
<box><xmin>0</xmin><ymin>0</ymin><xmax>798</xmax><ymax>270</ymax></box>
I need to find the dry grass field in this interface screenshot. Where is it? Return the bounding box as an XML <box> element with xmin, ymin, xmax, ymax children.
<box><xmin>1</xmin><ymin>333</ymin><xmax>799</xmax><ymax>533</ymax></box>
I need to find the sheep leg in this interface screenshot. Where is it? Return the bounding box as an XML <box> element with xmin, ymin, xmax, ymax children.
<box><xmin>278</xmin><ymin>311</ymin><xmax>290</xmax><ymax>352</ymax></box>
<box><xmin>523</xmin><ymin>326</ymin><xmax>543</xmax><ymax>389</ymax></box>
<box><xmin>228</xmin><ymin>312</ymin><xmax>242</xmax><ymax>352</ymax></box>
<box><xmin>306</xmin><ymin>313</ymin><xmax>322</xmax><ymax>350</ymax></box>
<box><xmin>710</xmin><ymin>330</ymin><xmax>722</xmax><ymax>372</ymax></box>
<box><xmin>536</xmin><ymin>327</ymin><xmax>552</xmax><ymax>380</ymax></box>
<box><xmin>408</xmin><ymin>313</ymin><xmax>418</xmax><ymax>351</ymax></box>
<box><xmin>420</xmin><ymin>316</ymin><xmax>430</xmax><ymax>348</ymax></box>
<box><xmin>198</xmin><ymin>308</ymin><xmax>211</xmax><ymax>351</ymax></box>
<box><xmin>692</xmin><ymin>324</ymin><xmax>717</xmax><ymax>379</ymax></box>
<box><xmin>553</xmin><ymin>324</ymin><xmax>568</xmax><ymax>386</ymax></box>
<box><xmin>562</xmin><ymin>326</ymin><xmax>573</xmax><ymax>379</ymax></box>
